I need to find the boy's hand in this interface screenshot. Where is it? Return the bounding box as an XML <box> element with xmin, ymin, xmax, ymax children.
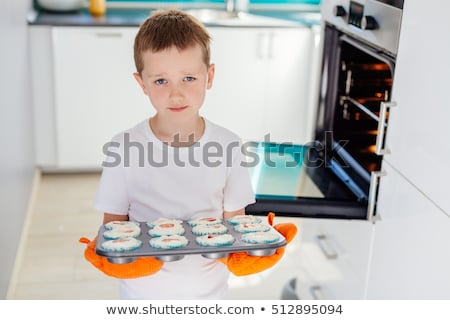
<box><xmin>79</xmin><ymin>237</ymin><xmax>163</xmax><ymax>279</ymax></box>
<box><xmin>220</xmin><ymin>212</ymin><xmax>297</xmax><ymax>276</ymax></box>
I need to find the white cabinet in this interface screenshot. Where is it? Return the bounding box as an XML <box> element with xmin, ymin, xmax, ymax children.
<box><xmin>383</xmin><ymin>0</ymin><xmax>450</xmax><ymax>213</ymax></box>
<box><xmin>366</xmin><ymin>162</ymin><xmax>450</xmax><ymax>299</ymax></box>
<box><xmin>204</xmin><ymin>27</ymin><xmax>317</xmax><ymax>144</ymax></box>
<box><xmin>51</xmin><ymin>27</ymin><xmax>150</xmax><ymax>169</ymax></box>
<box><xmin>294</xmin><ymin>218</ymin><xmax>373</xmax><ymax>299</ymax></box>
<box><xmin>365</xmin><ymin>0</ymin><xmax>450</xmax><ymax>299</ymax></box>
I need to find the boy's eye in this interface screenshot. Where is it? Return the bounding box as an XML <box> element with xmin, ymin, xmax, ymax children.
<box><xmin>155</xmin><ymin>79</ymin><xmax>166</xmax><ymax>85</ymax></box>
<box><xmin>184</xmin><ymin>76</ymin><xmax>196</xmax><ymax>82</ymax></box>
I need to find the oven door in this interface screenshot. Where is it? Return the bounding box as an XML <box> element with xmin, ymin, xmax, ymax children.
<box><xmin>244</xmin><ymin>141</ymin><xmax>371</xmax><ymax>220</ymax></box>
<box><xmin>245</xmin><ymin>24</ymin><xmax>396</xmax><ymax>221</ymax></box>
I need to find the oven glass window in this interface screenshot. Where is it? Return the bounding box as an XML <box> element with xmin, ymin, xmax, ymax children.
<box><xmin>335</xmin><ymin>40</ymin><xmax>394</xmax><ymax>173</ymax></box>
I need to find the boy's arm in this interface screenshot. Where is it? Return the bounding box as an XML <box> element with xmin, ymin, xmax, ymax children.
<box><xmin>223</xmin><ymin>208</ymin><xmax>246</xmax><ymax>220</ymax></box>
<box><xmin>103</xmin><ymin>212</ymin><xmax>129</xmax><ymax>224</ymax></box>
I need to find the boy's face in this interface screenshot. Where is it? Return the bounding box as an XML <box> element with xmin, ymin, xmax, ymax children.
<box><xmin>134</xmin><ymin>45</ymin><xmax>214</xmax><ymax>124</ymax></box>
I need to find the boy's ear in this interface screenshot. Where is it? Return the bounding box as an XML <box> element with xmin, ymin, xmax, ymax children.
<box><xmin>133</xmin><ymin>72</ymin><xmax>147</xmax><ymax>94</ymax></box>
<box><xmin>207</xmin><ymin>63</ymin><xmax>215</xmax><ymax>90</ymax></box>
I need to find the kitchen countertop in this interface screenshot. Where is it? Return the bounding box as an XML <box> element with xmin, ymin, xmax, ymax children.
<box><xmin>27</xmin><ymin>8</ymin><xmax>153</xmax><ymax>27</ymax></box>
<box><xmin>27</xmin><ymin>7</ymin><xmax>321</xmax><ymax>28</ymax></box>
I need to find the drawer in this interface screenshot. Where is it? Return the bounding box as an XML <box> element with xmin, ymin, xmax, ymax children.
<box><xmin>293</xmin><ymin>218</ymin><xmax>374</xmax><ymax>299</ymax></box>
<box><xmin>294</xmin><ymin>258</ymin><xmax>367</xmax><ymax>299</ymax></box>
<box><xmin>300</xmin><ymin>218</ymin><xmax>373</xmax><ymax>279</ymax></box>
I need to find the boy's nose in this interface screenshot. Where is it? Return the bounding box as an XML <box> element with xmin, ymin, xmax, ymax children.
<box><xmin>169</xmin><ymin>83</ymin><xmax>184</xmax><ymax>99</ymax></box>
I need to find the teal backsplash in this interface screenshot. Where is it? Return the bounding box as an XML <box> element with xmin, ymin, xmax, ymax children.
<box><xmin>34</xmin><ymin>0</ymin><xmax>320</xmax><ymax>11</ymax></box>
<box><xmin>106</xmin><ymin>0</ymin><xmax>321</xmax><ymax>4</ymax></box>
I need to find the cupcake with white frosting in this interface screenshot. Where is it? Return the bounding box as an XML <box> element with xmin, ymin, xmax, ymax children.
<box><xmin>191</xmin><ymin>223</ymin><xmax>228</xmax><ymax>236</ymax></box>
<box><xmin>234</xmin><ymin>223</ymin><xmax>270</xmax><ymax>233</ymax></box>
<box><xmin>196</xmin><ymin>234</ymin><xmax>235</xmax><ymax>247</ymax></box>
<box><xmin>149</xmin><ymin>235</ymin><xmax>189</xmax><ymax>249</ymax></box>
<box><xmin>101</xmin><ymin>237</ymin><xmax>142</xmax><ymax>252</ymax></box>
<box><xmin>146</xmin><ymin>218</ymin><xmax>183</xmax><ymax>228</ymax></box>
<box><xmin>226</xmin><ymin>215</ymin><xmax>262</xmax><ymax>225</ymax></box>
<box><xmin>187</xmin><ymin>217</ymin><xmax>222</xmax><ymax>226</ymax></box>
<box><xmin>148</xmin><ymin>222</ymin><xmax>185</xmax><ymax>237</ymax></box>
<box><xmin>241</xmin><ymin>231</ymin><xmax>281</xmax><ymax>244</ymax></box>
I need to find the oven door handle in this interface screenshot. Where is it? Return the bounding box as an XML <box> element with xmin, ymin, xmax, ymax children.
<box><xmin>375</xmin><ymin>101</ymin><xmax>397</xmax><ymax>155</ymax></box>
<box><xmin>367</xmin><ymin>170</ymin><xmax>386</xmax><ymax>222</ymax></box>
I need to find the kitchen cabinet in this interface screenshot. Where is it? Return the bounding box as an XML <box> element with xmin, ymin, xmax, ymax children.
<box><xmin>381</xmin><ymin>0</ymin><xmax>450</xmax><ymax>214</ymax></box>
<box><xmin>366</xmin><ymin>162</ymin><xmax>450</xmax><ymax>299</ymax></box>
<box><xmin>51</xmin><ymin>26</ymin><xmax>150</xmax><ymax>169</ymax></box>
<box><xmin>30</xmin><ymin>26</ymin><xmax>150</xmax><ymax>169</ymax></box>
<box><xmin>365</xmin><ymin>0</ymin><xmax>450</xmax><ymax>299</ymax></box>
<box><xmin>203</xmin><ymin>27</ymin><xmax>317</xmax><ymax>144</ymax></box>
<box><xmin>293</xmin><ymin>218</ymin><xmax>373</xmax><ymax>299</ymax></box>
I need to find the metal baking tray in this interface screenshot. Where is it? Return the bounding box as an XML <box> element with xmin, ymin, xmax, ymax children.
<box><xmin>95</xmin><ymin>221</ymin><xmax>286</xmax><ymax>264</ymax></box>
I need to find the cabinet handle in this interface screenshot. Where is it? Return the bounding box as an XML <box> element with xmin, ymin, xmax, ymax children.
<box><xmin>95</xmin><ymin>32</ymin><xmax>123</xmax><ymax>38</ymax></box>
<box><xmin>268</xmin><ymin>32</ymin><xmax>275</xmax><ymax>59</ymax></box>
<box><xmin>375</xmin><ymin>101</ymin><xmax>397</xmax><ymax>155</ymax></box>
<box><xmin>256</xmin><ymin>33</ymin><xmax>265</xmax><ymax>59</ymax></box>
<box><xmin>309</xmin><ymin>285</ymin><xmax>325</xmax><ymax>300</ymax></box>
<box><xmin>316</xmin><ymin>234</ymin><xmax>338</xmax><ymax>260</ymax></box>
<box><xmin>367</xmin><ymin>170</ymin><xmax>386</xmax><ymax>222</ymax></box>
<box><xmin>256</xmin><ymin>32</ymin><xmax>274</xmax><ymax>59</ymax></box>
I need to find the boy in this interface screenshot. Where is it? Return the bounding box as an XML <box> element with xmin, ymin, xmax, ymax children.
<box><xmin>93</xmin><ymin>9</ymin><xmax>255</xmax><ymax>299</ymax></box>
<box><xmin>80</xmin><ymin>9</ymin><xmax>296</xmax><ymax>300</ymax></box>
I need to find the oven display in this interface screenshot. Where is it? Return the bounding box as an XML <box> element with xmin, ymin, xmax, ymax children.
<box><xmin>349</xmin><ymin>1</ymin><xmax>364</xmax><ymax>27</ymax></box>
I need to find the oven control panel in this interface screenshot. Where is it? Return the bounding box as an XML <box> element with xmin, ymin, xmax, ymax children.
<box><xmin>334</xmin><ymin>1</ymin><xmax>379</xmax><ymax>30</ymax></box>
<box><xmin>321</xmin><ymin>0</ymin><xmax>403</xmax><ymax>56</ymax></box>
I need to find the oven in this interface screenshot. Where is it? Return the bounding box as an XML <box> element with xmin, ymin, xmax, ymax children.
<box><xmin>245</xmin><ymin>0</ymin><xmax>403</xmax><ymax>221</ymax></box>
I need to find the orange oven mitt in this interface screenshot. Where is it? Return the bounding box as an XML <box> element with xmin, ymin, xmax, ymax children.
<box><xmin>220</xmin><ymin>212</ymin><xmax>297</xmax><ymax>276</ymax></box>
<box><xmin>79</xmin><ymin>237</ymin><xmax>163</xmax><ymax>279</ymax></box>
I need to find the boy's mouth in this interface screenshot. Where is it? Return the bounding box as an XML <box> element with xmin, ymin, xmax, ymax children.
<box><xmin>169</xmin><ymin>106</ymin><xmax>188</xmax><ymax>112</ymax></box>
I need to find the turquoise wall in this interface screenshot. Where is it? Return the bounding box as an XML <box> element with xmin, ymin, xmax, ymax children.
<box><xmin>106</xmin><ymin>0</ymin><xmax>321</xmax><ymax>4</ymax></box>
<box><xmin>34</xmin><ymin>0</ymin><xmax>321</xmax><ymax>10</ymax></box>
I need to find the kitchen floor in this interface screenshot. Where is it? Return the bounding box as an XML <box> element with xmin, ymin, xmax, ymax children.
<box><xmin>7</xmin><ymin>172</ymin><xmax>302</xmax><ymax>300</ymax></box>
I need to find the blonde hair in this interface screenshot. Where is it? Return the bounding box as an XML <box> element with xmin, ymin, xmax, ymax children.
<box><xmin>134</xmin><ymin>9</ymin><xmax>211</xmax><ymax>74</ymax></box>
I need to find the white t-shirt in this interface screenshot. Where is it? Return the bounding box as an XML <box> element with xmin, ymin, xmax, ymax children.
<box><xmin>94</xmin><ymin>118</ymin><xmax>255</xmax><ymax>299</ymax></box>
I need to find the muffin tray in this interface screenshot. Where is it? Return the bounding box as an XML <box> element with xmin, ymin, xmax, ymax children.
<box><xmin>95</xmin><ymin>221</ymin><xmax>286</xmax><ymax>264</ymax></box>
